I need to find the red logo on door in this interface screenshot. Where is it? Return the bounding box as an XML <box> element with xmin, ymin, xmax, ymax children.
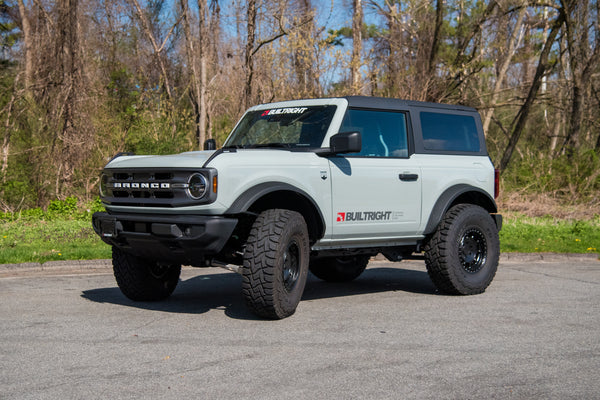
<box><xmin>337</xmin><ymin>212</ymin><xmax>345</xmax><ymax>222</ymax></box>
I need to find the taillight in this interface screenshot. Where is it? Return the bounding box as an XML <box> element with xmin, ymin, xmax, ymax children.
<box><xmin>494</xmin><ymin>169</ymin><xmax>500</xmax><ymax>199</ymax></box>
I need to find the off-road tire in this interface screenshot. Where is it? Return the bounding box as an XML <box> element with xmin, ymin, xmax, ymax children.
<box><xmin>424</xmin><ymin>204</ymin><xmax>499</xmax><ymax>295</ymax></box>
<box><xmin>112</xmin><ymin>247</ymin><xmax>181</xmax><ymax>301</ymax></box>
<box><xmin>309</xmin><ymin>255</ymin><xmax>370</xmax><ymax>282</ymax></box>
<box><xmin>241</xmin><ymin>209</ymin><xmax>310</xmax><ymax>319</ymax></box>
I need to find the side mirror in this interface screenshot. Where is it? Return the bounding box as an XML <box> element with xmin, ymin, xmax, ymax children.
<box><xmin>330</xmin><ymin>131</ymin><xmax>361</xmax><ymax>154</ymax></box>
<box><xmin>204</xmin><ymin>139</ymin><xmax>216</xmax><ymax>150</ymax></box>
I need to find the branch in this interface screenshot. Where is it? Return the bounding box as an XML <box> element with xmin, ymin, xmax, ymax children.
<box><xmin>251</xmin><ymin>15</ymin><xmax>288</xmax><ymax>56</ymax></box>
<box><xmin>158</xmin><ymin>13</ymin><xmax>185</xmax><ymax>54</ymax></box>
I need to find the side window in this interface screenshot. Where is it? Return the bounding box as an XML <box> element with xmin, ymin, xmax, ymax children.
<box><xmin>340</xmin><ymin>109</ymin><xmax>408</xmax><ymax>157</ymax></box>
<box><xmin>420</xmin><ymin>112</ymin><xmax>480</xmax><ymax>152</ymax></box>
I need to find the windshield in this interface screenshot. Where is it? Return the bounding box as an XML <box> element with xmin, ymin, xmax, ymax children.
<box><xmin>224</xmin><ymin>105</ymin><xmax>336</xmax><ymax>149</ymax></box>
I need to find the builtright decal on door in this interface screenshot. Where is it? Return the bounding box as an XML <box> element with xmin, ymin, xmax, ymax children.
<box><xmin>337</xmin><ymin>211</ymin><xmax>400</xmax><ymax>222</ymax></box>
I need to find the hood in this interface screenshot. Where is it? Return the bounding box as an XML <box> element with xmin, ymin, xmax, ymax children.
<box><xmin>105</xmin><ymin>150</ymin><xmax>216</xmax><ymax>169</ymax></box>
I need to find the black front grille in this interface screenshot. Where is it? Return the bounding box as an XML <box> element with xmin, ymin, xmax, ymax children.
<box><xmin>102</xmin><ymin>168</ymin><xmax>215</xmax><ymax>207</ymax></box>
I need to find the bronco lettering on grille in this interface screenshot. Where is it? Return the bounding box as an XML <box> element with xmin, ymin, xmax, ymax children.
<box><xmin>112</xmin><ymin>182</ymin><xmax>171</xmax><ymax>189</ymax></box>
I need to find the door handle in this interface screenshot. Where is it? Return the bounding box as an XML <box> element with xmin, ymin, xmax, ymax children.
<box><xmin>399</xmin><ymin>173</ymin><xmax>418</xmax><ymax>181</ymax></box>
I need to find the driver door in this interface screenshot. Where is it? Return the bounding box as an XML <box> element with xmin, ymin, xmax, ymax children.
<box><xmin>329</xmin><ymin>108</ymin><xmax>422</xmax><ymax>243</ymax></box>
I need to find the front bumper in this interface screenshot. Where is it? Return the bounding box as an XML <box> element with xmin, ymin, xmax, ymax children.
<box><xmin>92</xmin><ymin>212</ymin><xmax>238</xmax><ymax>266</ymax></box>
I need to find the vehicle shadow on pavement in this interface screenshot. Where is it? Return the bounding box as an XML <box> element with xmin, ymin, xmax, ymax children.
<box><xmin>302</xmin><ymin>267</ymin><xmax>437</xmax><ymax>301</ymax></box>
<box><xmin>81</xmin><ymin>266</ymin><xmax>437</xmax><ymax>320</ymax></box>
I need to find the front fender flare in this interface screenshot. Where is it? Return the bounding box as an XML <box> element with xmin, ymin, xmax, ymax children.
<box><xmin>225</xmin><ymin>182</ymin><xmax>326</xmax><ymax>239</ymax></box>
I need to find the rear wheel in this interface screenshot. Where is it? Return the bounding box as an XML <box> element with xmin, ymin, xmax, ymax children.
<box><xmin>241</xmin><ymin>209</ymin><xmax>310</xmax><ymax>319</ymax></box>
<box><xmin>309</xmin><ymin>255</ymin><xmax>370</xmax><ymax>282</ymax></box>
<box><xmin>424</xmin><ymin>204</ymin><xmax>500</xmax><ymax>295</ymax></box>
<box><xmin>112</xmin><ymin>247</ymin><xmax>181</xmax><ymax>301</ymax></box>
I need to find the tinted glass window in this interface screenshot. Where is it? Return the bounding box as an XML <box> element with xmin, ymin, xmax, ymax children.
<box><xmin>420</xmin><ymin>112</ymin><xmax>480</xmax><ymax>152</ymax></box>
<box><xmin>340</xmin><ymin>109</ymin><xmax>408</xmax><ymax>157</ymax></box>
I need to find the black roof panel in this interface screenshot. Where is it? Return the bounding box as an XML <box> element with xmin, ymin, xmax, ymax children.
<box><xmin>343</xmin><ymin>96</ymin><xmax>477</xmax><ymax>112</ymax></box>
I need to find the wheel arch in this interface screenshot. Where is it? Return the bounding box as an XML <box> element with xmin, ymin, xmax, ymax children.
<box><xmin>226</xmin><ymin>182</ymin><xmax>325</xmax><ymax>244</ymax></box>
<box><xmin>424</xmin><ymin>184</ymin><xmax>498</xmax><ymax>235</ymax></box>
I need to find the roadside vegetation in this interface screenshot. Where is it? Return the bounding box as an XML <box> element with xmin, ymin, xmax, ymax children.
<box><xmin>1</xmin><ymin>1</ymin><xmax>599</xmax><ymax>214</ymax></box>
<box><xmin>499</xmin><ymin>213</ymin><xmax>599</xmax><ymax>254</ymax></box>
<box><xmin>0</xmin><ymin>197</ymin><xmax>111</xmax><ymax>264</ymax></box>
<box><xmin>1</xmin><ymin>1</ymin><xmax>599</xmax><ymax>263</ymax></box>
<box><xmin>1</xmin><ymin>197</ymin><xmax>597</xmax><ymax>265</ymax></box>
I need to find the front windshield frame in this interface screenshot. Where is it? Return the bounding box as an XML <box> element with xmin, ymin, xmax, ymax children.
<box><xmin>223</xmin><ymin>105</ymin><xmax>337</xmax><ymax>150</ymax></box>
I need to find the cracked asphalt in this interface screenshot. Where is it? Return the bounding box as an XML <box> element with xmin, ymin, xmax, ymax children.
<box><xmin>1</xmin><ymin>254</ymin><xmax>599</xmax><ymax>399</ymax></box>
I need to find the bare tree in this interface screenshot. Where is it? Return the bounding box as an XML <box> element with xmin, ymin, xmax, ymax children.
<box><xmin>180</xmin><ymin>0</ymin><xmax>210</xmax><ymax>147</ymax></box>
<box><xmin>129</xmin><ymin>0</ymin><xmax>179</xmax><ymax>102</ymax></box>
<box><xmin>499</xmin><ymin>8</ymin><xmax>566</xmax><ymax>172</ymax></box>
<box><xmin>244</xmin><ymin>0</ymin><xmax>257</xmax><ymax>109</ymax></box>
<box><xmin>351</xmin><ymin>0</ymin><xmax>363</xmax><ymax>94</ymax></box>
<box><xmin>560</xmin><ymin>0</ymin><xmax>600</xmax><ymax>156</ymax></box>
<box><xmin>243</xmin><ymin>0</ymin><xmax>288</xmax><ymax>109</ymax></box>
<box><xmin>16</xmin><ymin>0</ymin><xmax>33</xmax><ymax>92</ymax></box>
<box><xmin>293</xmin><ymin>0</ymin><xmax>317</xmax><ymax>97</ymax></box>
<box><xmin>482</xmin><ymin>3</ymin><xmax>526</xmax><ymax>135</ymax></box>
<box><xmin>428</xmin><ymin>0</ymin><xmax>443</xmax><ymax>77</ymax></box>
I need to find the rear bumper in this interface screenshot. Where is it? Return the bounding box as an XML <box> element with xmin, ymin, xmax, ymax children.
<box><xmin>92</xmin><ymin>212</ymin><xmax>238</xmax><ymax>265</ymax></box>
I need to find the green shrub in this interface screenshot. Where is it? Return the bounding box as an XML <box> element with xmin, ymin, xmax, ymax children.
<box><xmin>501</xmin><ymin>149</ymin><xmax>600</xmax><ymax>204</ymax></box>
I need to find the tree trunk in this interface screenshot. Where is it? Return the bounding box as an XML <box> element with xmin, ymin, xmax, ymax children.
<box><xmin>244</xmin><ymin>0</ymin><xmax>256</xmax><ymax>109</ymax></box>
<box><xmin>1</xmin><ymin>90</ymin><xmax>16</xmax><ymax>185</ymax></box>
<box><xmin>198</xmin><ymin>0</ymin><xmax>209</xmax><ymax>143</ymax></box>
<box><xmin>180</xmin><ymin>0</ymin><xmax>200</xmax><ymax>144</ymax></box>
<box><xmin>561</xmin><ymin>0</ymin><xmax>600</xmax><ymax>156</ymax></box>
<box><xmin>293</xmin><ymin>0</ymin><xmax>316</xmax><ymax>97</ymax></box>
<box><xmin>55</xmin><ymin>0</ymin><xmax>82</xmax><ymax>195</ymax></box>
<box><xmin>385</xmin><ymin>2</ymin><xmax>402</xmax><ymax>97</ymax></box>
<box><xmin>351</xmin><ymin>0</ymin><xmax>363</xmax><ymax>94</ymax></box>
<box><xmin>499</xmin><ymin>9</ymin><xmax>565</xmax><ymax>172</ymax></box>
<box><xmin>16</xmin><ymin>0</ymin><xmax>33</xmax><ymax>92</ymax></box>
<box><xmin>428</xmin><ymin>0</ymin><xmax>443</xmax><ymax>76</ymax></box>
<box><xmin>180</xmin><ymin>0</ymin><xmax>209</xmax><ymax>148</ymax></box>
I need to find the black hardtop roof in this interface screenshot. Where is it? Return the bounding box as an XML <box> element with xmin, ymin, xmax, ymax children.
<box><xmin>343</xmin><ymin>96</ymin><xmax>478</xmax><ymax>113</ymax></box>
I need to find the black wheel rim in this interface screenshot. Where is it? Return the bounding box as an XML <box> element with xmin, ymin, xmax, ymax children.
<box><xmin>459</xmin><ymin>228</ymin><xmax>487</xmax><ymax>273</ymax></box>
<box><xmin>282</xmin><ymin>239</ymin><xmax>301</xmax><ymax>292</ymax></box>
<box><xmin>149</xmin><ymin>263</ymin><xmax>170</xmax><ymax>279</ymax></box>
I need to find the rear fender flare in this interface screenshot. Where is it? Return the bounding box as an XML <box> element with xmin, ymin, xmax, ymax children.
<box><xmin>424</xmin><ymin>184</ymin><xmax>497</xmax><ymax>235</ymax></box>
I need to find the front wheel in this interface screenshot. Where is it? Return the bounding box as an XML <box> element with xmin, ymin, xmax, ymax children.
<box><xmin>241</xmin><ymin>209</ymin><xmax>310</xmax><ymax>319</ymax></box>
<box><xmin>112</xmin><ymin>247</ymin><xmax>181</xmax><ymax>301</ymax></box>
<box><xmin>424</xmin><ymin>204</ymin><xmax>500</xmax><ymax>295</ymax></box>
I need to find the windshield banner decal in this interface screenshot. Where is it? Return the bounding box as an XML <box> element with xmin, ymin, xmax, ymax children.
<box><xmin>261</xmin><ymin>107</ymin><xmax>308</xmax><ymax>116</ymax></box>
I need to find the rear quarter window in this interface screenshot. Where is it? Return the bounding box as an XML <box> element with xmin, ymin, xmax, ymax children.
<box><xmin>420</xmin><ymin>112</ymin><xmax>480</xmax><ymax>152</ymax></box>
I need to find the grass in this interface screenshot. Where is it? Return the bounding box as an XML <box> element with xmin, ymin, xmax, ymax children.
<box><xmin>499</xmin><ymin>213</ymin><xmax>599</xmax><ymax>255</ymax></box>
<box><xmin>0</xmin><ymin>219</ymin><xmax>111</xmax><ymax>264</ymax></box>
<box><xmin>0</xmin><ymin>197</ymin><xmax>111</xmax><ymax>264</ymax></box>
<box><xmin>1</xmin><ymin>200</ymin><xmax>598</xmax><ymax>264</ymax></box>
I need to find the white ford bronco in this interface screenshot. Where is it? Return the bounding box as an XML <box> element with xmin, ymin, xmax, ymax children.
<box><xmin>93</xmin><ymin>96</ymin><xmax>502</xmax><ymax>319</ymax></box>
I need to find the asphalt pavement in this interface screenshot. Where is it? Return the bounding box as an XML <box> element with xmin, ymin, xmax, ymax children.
<box><xmin>1</xmin><ymin>254</ymin><xmax>599</xmax><ymax>399</ymax></box>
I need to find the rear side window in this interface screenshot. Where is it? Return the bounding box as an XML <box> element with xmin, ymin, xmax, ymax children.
<box><xmin>420</xmin><ymin>112</ymin><xmax>480</xmax><ymax>152</ymax></box>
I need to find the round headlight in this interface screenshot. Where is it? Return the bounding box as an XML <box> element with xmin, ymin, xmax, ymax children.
<box><xmin>188</xmin><ymin>173</ymin><xmax>208</xmax><ymax>199</ymax></box>
<box><xmin>99</xmin><ymin>174</ymin><xmax>108</xmax><ymax>197</ymax></box>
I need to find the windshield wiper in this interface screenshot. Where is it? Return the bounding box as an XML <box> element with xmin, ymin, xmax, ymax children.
<box><xmin>247</xmin><ymin>143</ymin><xmax>293</xmax><ymax>149</ymax></box>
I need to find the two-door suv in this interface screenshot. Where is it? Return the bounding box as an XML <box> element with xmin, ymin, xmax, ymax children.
<box><xmin>93</xmin><ymin>96</ymin><xmax>502</xmax><ymax>319</ymax></box>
